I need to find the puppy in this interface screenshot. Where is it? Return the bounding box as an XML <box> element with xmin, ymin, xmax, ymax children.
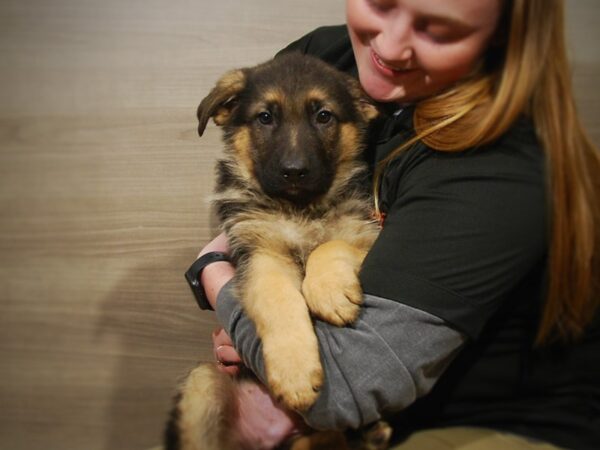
<box><xmin>168</xmin><ymin>53</ymin><xmax>387</xmax><ymax>449</ymax></box>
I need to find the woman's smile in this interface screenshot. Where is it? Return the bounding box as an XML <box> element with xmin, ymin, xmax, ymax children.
<box><xmin>370</xmin><ymin>49</ymin><xmax>419</xmax><ymax>77</ymax></box>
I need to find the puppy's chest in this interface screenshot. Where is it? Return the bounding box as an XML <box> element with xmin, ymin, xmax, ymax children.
<box><xmin>274</xmin><ymin>214</ymin><xmax>328</xmax><ymax>250</ymax></box>
<box><xmin>260</xmin><ymin>213</ymin><xmax>340</xmax><ymax>270</ymax></box>
<box><xmin>227</xmin><ymin>203</ymin><xmax>364</xmax><ymax>270</ymax></box>
<box><xmin>233</xmin><ymin>211</ymin><xmax>332</xmax><ymax>254</ymax></box>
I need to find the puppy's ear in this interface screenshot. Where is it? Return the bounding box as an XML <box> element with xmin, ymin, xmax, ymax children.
<box><xmin>197</xmin><ymin>69</ymin><xmax>246</xmax><ymax>136</ymax></box>
<box><xmin>343</xmin><ymin>74</ymin><xmax>379</xmax><ymax>123</ymax></box>
<box><xmin>357</xmin><ymin>97</ymin><xmax>379</xmax><ymax>122</ymax></box>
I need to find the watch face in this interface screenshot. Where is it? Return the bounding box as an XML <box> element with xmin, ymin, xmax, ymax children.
<box><xmin>185</xmin><ymin>252</ymin><xmax>231</xmax><ymax>310</ymax></box>
<box><xmin>185</xmin><ymin>267</ymin><xmax>209</xmax><ymax>310</ymax></box>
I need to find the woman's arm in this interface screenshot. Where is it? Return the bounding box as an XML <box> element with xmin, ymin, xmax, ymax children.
<box><xmin>216</xmin><ymin>283</ymin><xmax>466</xmax><ymax>430</ymax></box>
<box><xmin>197</xmin><ymin>234</ymin><xmax>466</xmax><ymax>429</ymax></box>
<box><xmin>197</xmin><ymin>232</ymin><xmax>236</xmax><ymax>310</ymax></box>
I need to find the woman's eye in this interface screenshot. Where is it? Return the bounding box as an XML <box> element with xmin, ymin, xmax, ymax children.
<box><xmin>414</xmin><ymin>18</ymin><xmax>469</xmax><ymax>44</ymax></box>
<box><xmin>316</xmin><ymin>110</ymin><xmax>333</xmax><ymax>124</ymax></box>
<box><xmin>366</xmin><ymin>0</ymin><xmax>393</xmax><ymax>13</ymax></box>
<box><xmin>423</xmin><ymin>28</ymin><xmax>456</xmax><ymax>43</ymax></box>
<box><xmin>257</xmin><ymin>111</ymin><xmax>273</xmax><ymax>125</ymax></box>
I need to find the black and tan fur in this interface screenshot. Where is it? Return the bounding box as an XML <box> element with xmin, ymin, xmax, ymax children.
<box><xmin>168</xmin><ymin>53</ymin><xmax>388</xmax><ymax>450</ymax></box>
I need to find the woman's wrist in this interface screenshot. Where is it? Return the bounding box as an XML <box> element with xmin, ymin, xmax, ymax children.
<box><xmin>197</xmin><ymin>232</ymin><xmax>235</xmax><ymax>310</ymax></box>
<box><xmin>201</xmin><ymin>260</ymin><xmax>235</xmax><ymax>310</ymax></box>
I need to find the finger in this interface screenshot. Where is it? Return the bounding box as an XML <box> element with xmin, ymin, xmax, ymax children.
<box><xmin>212</xmin><ymin>327</ymin><xmax>234</xmax><ymax>347</ymax></box>
<box><xmin>216</xmin><ymin>362</ymin><xmax>240</xmax><ymax>376</ymax></box>
<box><xmin>216</xmin><ymin>345</ymin><xmax>242</xmax><ymax>365</ymax></box>
<box><xmin>212</xmin><ymin>327</ymin><xmax>224</xmax><ymax>342</ymax></box>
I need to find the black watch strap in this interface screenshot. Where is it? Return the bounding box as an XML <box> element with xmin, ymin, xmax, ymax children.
<box><xmin>185</xmin><ymin>251</ymin><xmax>231</xmax><ymax>310</ymax></box>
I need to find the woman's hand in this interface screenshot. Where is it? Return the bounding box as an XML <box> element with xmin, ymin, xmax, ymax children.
<box><xmin>212</xmin><ymin>327</ymin><xmax>243</xmax><ymax>375</ymax></box>
<box><xmin>198</xmin><ymin>232</ymin><xmax>236</xmax><ymax>310</ymax></box>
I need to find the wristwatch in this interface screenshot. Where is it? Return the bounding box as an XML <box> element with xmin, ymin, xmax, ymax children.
<box><xmin>185</xmin><ymin>251</ymin><xmax>232</xmax><ymax>310</ymax></box>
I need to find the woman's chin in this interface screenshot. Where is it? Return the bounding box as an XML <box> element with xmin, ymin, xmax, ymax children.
<box><xmin>360</xmin><ymin>73</ymin><xmax>409</xmax><ymax>103</ymax></box>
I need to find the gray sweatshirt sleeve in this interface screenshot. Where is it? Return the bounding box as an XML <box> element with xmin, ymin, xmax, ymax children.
<box><xmin>215</xmin><ymin>281</ymin><xmax>466</xmax><ymax>430</ymax></box>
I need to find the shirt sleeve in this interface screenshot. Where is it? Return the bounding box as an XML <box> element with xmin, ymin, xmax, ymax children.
<box><xmin>361</xmin><ymin>127</ymin><xmax>547</xmax><ymax>339</ymax></box>
<box><xmin>216</xmin><ymin>282</ymin><xmax>466</xmax><ymax>430</ymax></box>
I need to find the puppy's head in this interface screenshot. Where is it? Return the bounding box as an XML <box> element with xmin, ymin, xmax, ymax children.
<box><xmin>198</xmin><ymin>53</ymin><xmax>378</xmax><ymax>206</ymax></box>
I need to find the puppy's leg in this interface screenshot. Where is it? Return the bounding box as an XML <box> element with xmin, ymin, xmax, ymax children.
<box><xmin>286</xmin><ymin>431</ymin><xmax>350</xmax><ymax>450</ymax></box>
<box><xmin>243</xmin><ymin>251</ymin><xmax>323</xmax><ymax>411</ymax></box>
<box><xmin>284</xmin><ymin>422</ymin><xmax>392</xmax><ymax>450</ymax></box>
<box><xmin>359</xmin><ymin>421</ymin><xmax>393</xmax><ymax>450</ymax></box>
<box><xmin>302</xmin><ymin>240</ymin><xmax>367</xmax><ymax>326</ymax></box>
<box><xmin>165</xmin><ymin>364</ymin><xmax>238</xmax><ymax>450</ymax></box>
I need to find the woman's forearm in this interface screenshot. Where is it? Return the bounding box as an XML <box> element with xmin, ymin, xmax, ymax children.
<box><xmin>216</xmin><ymin>283</ymin><xmax>466</xmax><ymax>430</ymax></box>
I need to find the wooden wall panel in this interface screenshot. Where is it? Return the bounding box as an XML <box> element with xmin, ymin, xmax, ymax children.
<box><xmin>0</xmin><ymin>1</ymin><xmax>597</xmax><ymax>449</ymax></box>
<box><xmin>0</xmin><ymin>1</ymin><xmax>345</xmax><ymax>449</ymax></box>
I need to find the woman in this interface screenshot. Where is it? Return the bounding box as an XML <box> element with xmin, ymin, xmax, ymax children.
<box><xmin>196</xmin><ymin>0</ymin><xmax>600</xmax><ymax>448</ymax></box>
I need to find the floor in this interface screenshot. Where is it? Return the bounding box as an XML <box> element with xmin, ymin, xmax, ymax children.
<box><xmin>0</xmin><ymin>1</ymin><xmax>598</xmax><ymax>449</ymax></box>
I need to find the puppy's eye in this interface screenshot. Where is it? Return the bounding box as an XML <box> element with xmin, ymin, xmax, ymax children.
<box><xmin>316</xmin><ymin>110</ymin><xmax>333</xmax><ymax>124</ymax></box>
<box><xmin>257</xmin><ymin>111</ymin><xmax>273</xmax><ymax>125</ymax></box>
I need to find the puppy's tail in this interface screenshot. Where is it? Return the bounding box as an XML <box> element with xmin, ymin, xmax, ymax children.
<box><xmin>165</xmin><ymin>363</ymin><xmax>238</xmax><ymax>450</ymax></box>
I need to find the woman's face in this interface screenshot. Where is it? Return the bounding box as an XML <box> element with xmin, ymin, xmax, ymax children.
<box><xmin>346</xmin><ymin>0</ymin><xmax>503</xmax><ymax>103</ymax></box>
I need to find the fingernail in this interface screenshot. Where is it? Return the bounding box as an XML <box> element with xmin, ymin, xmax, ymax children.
<box><xmin>215</xmin><ymin>346</ymin><xmax>227</xmax><ymax>361</ymax></box>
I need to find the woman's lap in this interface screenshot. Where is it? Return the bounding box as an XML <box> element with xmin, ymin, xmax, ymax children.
<box><xmin>390</xmin><ymin>427</ymin><xmax>562</xmax><ymax>450</ymax></box>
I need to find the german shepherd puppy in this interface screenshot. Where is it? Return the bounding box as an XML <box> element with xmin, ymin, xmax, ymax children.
<box><xmin>167</xmin><ymin>53</ymin><xmax>388</xmax><ymax>450</ymax></box>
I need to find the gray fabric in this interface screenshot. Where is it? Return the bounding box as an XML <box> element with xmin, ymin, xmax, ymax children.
<box><xmin>216</xmin><ymin>281</ymin><xmax>466</xmax><ymax>430</ymax></box>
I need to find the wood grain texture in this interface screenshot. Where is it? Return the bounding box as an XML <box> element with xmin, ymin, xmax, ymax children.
<box><xmin>0</xmin><ymin>1</ymin><xmax>597</xmax><ymax>450</ymax></box>
<box><xmin>0</xmin><ymin>1</ymin><xmax>345</xmax><ymax>449</ymax></box>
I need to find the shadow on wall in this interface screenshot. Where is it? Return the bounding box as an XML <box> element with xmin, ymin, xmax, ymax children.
<box><xmin>96</xmin><ymin>252</ymin><xmax>220</xmax><ymax>450</ymax></box>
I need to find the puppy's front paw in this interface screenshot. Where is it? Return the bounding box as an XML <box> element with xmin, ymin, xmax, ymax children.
<box><xmin>361</xmin><ymin>420</ymin><xmax>393</xmax><ymax>450</ymax></box>
<box><xmin>302</xmin><ymin>267</ymin><xmax>363</xmax><ymax>326</ymax></box>
<box><xmin>263</xmin><ymin>338</ymin><xmax>323</xmax><ymax>411</ymax></box>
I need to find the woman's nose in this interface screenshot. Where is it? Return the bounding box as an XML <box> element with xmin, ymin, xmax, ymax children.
<box><xmin>376</xmin><ymin>15</ymin><xmax>414</xmax><ymax>64</ymax></box>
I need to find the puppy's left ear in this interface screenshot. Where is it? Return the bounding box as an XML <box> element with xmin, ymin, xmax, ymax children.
<box><xmin>197</xmin><ymin>69</ymin><xmax>247</xmax><ymax>136</ymax></box>
<box><xmin>357</xmin><ymin>97</ymin><xmax>379</xmax><ymax>122</ymax></box>
<box><xmin>344</xmin><ymin>75</ymin><xmax>379</xmax><ymax>122</ymax></box>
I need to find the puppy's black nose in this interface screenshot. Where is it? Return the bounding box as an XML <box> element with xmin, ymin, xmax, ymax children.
<box><xmin>281</xmin><ymin>166</ymin><xmax>309</xmax><ymax>184</ymax></box>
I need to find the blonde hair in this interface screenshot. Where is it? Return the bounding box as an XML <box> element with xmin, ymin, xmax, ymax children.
<box><xmin>374</xmin><ymin>0</ymin><xmax>600</xmax><ymax>344</ymax></box>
